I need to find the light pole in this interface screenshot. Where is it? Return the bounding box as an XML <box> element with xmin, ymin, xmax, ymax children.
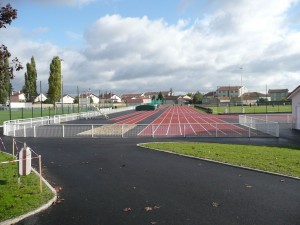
<box><xmin>240</xmin><ymin>67</ymin><xmax>244</xmax><ymax>113</ymax></box>
<box><xmin>8</xmin><ymin>87</ymin><xmax>11</xmax><ymax>120</ymax></box>
<box><xmin>60</xmin><ymin>59</ymin><xmax>64</xmax><ymax>114</ymax></box>
<box><xmin>40</xmin><ymin>80</ymin><xmax>42</xmax><ymax>116</ymax></box>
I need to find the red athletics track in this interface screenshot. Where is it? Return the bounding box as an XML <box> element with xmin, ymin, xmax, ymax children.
<box><xmin>109</xmin><ymin>111</ymin><xmax>145</xmax><ymax>122</ymax></box>
<box><xmin>138</xmin><ymin>105</ymin><xmax>255</xmax><ymax>137</ymax></box>
<box><xmin>114</xmin><ymin>107</ymin><xmax>164</xmax><ymax>124</ymax></box>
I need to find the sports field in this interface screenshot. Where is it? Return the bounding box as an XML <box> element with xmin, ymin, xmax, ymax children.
<box><xmin>110</xmin><ymin>106</ymin><xmax>252</xmax><ymax>137</ymax></box>
<box><xmin>5</xmin><ymin>105</ymin><xmax>289</xmax><ymax>138</ymax></box>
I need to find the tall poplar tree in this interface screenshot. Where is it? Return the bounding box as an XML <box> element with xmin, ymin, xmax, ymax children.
<box><xmin>47</xmin><ymin>56</ymin><xmax>61</xmax><ymax>104</ymax></box>
<box><xmin>0</xmin><ymin>57</ymin><xmax>10</xmax><ymax>104</ymax></box>
<box><xmin>23</xmin><ymin>56</ymin><xmax>37</xmax><ymax>101</ymax></box>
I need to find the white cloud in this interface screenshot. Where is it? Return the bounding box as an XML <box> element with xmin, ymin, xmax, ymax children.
<box><xmin>1</xmin><ymin>0</ymin><xmax>300</xmax><ymax>95</ymax></box>
<box><xmin>7</xmin><ymin>0</ymin><xmax>95</xmax><ymax>7</ymax></box>
<box><xmin>37</xmin><ymin>0</ymin><xmax>95</xmax><ymax>6</ymax></box>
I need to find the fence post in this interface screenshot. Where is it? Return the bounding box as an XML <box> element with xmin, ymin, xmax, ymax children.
<box><xmin>152</xmin><ymin>125</ymin><xmax>154</xmax><ymax>138</ymax></box>
<box><xmin>276</xmin><ymin>123</ymin><xmax>279</xmax><ymax>137</ymax></box>
<box><xmin>39</xmin><ymin>155</ymin><xmax>42</xmax><ymax>193</ymax></box>
<box><xmin>215</xmin><ymin>123</ymin><xmax>218</xmax><ymax>137</ymax></box>
<box><xmin>92</xmin><ymin>125</ymin><xmax>94</xmax><ymax>138</ymax></box>
<box><xmin>34</xmin><ymin>126</ymin><xmax>36</xmax><ymax>138</ymax></box>
<box><xmin>248</xmin><ymin>125</ymin><xmax>251</xmax><ymax>138</ymax></box>
<box><xmin>62</xmin><ymin>125</ymin><xmax>65</xmax><ymax>138</ymax></box>
<box><xmin>183</xmin><ymin>124</ymin><xmax>186</xmax><ymax>138</ymax></box>
<box><xmin>24</xmin><ymin>125</ymin><xmax>26</xmax><ymax>137</ymax></box>
<box><xmin>122</xmin><ymin>125</ymin><xmax>124</xmax><ymax>138</ymax></box>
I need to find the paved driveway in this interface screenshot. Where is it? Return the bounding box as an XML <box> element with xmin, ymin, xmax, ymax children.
<box><xmin>4</xmin><ymin>136</ymin><xmax>298</xmax><ymax>225</ymax></box>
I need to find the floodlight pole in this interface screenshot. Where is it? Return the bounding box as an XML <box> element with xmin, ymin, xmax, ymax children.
<box><xmin>8</xmin><ymin>87</ymin><xmax>11</xmax><ymax>120</ymax></box>
<box><xmin>240</xmin><ymin>67</ymin><xmax>243</xmax><ymax>113</ymax></box>
<box><xmin>40</xmin><ymin>81</ymin><xmax>42</xmax><ymax>117</ymax></box>
<box><xmin>60</xmin><ymin>59</ymin><xmax>64</xmax><ymax>114</ymax></box>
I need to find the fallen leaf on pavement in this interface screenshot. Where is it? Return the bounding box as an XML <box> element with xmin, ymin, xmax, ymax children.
<box><xmin>55</xmin><ymin>186</ymin><xmax>62</xmax><ymax>192</ymax></box>
<box><xmin>145</xmin><ymin>206</ymin><xmax>153</xmax><ymax>212</ymax></box>
<box><xmin>123</xmin><ymin>208</ymin><xmax>132</xmax><ymax>212</ymax></box>
<box><xmin>212</xmin><ymin>202</ymin><xmax>220</xmax><ymax>207</ymax></box>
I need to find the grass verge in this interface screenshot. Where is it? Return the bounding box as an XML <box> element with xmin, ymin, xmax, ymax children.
<box><xmin>0</xmin><ymin>152</ymin><xmax>55</xmax><ymax>222</ymax></box>
<box><xmin>208</xmin><ymin>105</ymin><xmax>291</xmax><ymax>114</ymax></box>
<box><xmin>139</xmin><ymin>142</ymin><xmax>300</xmax><ymax>178</ymax></box>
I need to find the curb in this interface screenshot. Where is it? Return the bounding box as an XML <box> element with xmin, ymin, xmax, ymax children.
<box><xmin>137</xmin><ymin>142</ymin><xmax>300</xmax><ymax>181</ymax></box>
<box><xmin>0</xmin><ymin>167</ymin><xmax>57</xmax><ymax>225</ymax></box>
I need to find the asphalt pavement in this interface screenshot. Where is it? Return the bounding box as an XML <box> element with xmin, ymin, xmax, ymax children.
<box><xmin>0</xmin><ymin>133</ymin><xmax>297</xmax><ymax>225</ymax></box>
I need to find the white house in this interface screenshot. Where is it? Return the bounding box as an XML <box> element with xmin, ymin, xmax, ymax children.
<box><xmin>110</xmin><ymin>94</ymin><xmax>122</xmax><ymax>103</ymax></box>
<box><xmin>10</xmin><ymin>91</ymin><xmax>26</xmax><ymax>102</ymax></box>
<box><xmin>287</xmin><ymin>85</ymin><xmax>300</xmax><ymax>130</ymax></box>
<box><xmin>89</xmin><ymin>94</ymin><xmax>100</xmax><ymax>104</ymax></box>
<box><xmin>216</xmin><ymin>86</ymin><xmax>247</xmax><ymax>98</ymax></box>
<box><xmin>34</xmin><ymin>93</ymin><xmax>47</xmax><ymax>102</ymax></box>
<box><xmin>99</xmin><ymin>93</ymin><xmax>121</xmax><ymax>103</ymax></box>
<box><xmin>60</xmin><ymin>94</ymin><xmax>75</xmax><ymax>104</ymax></box>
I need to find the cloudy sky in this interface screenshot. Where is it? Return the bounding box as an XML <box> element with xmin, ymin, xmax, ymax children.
<box><xmin>1</xmin><ymin>0</ymin><xmax>300</xmax><ymax>96</ymax></box>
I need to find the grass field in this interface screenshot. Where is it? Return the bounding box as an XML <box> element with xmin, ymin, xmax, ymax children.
<box><xmin>140</xmin><ymin>142</ymin><xmax>300</xmax><ymax>178</ymax></box>
<box><xmin>0</xmin><ymin>152</ymin><xmax>54</xmax><ymax>222</ymax></box>
<box><xmin>208</xmin><ymin>104</ymin><xmax>292</xmax><ymax>114</ymax></box>
<box><xmin>0</xmin><ymin>107</ymin><xmax>82</xmax><ymax>125</ymax></box>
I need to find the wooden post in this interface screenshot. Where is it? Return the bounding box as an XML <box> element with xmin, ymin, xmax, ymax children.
<box><xmin>12</xmin><ymin>138</ymin><xmax>14</xmax><ymax>159</ymax></box>
<box><xmin>39</xmin><ymin>155</ymin><xmax>42</xmax><ymax>193</ymax></box>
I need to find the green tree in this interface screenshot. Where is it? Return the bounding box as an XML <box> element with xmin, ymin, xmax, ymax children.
<box><xmin>22</xmin><ymin>56</ymin><xmax>37</xmax><ymax>101</ymax></box>
<box><xmin>193</xmin><ymin>91</ymin><xmax>203</xmax><ymax>104</ymax></box>
<box><xmin>258</xmin><ymin>98</ymin><xmax>268</xmax><ymax>103</ymax></box>
<box><xmin>47</xmin><ymin>56</ymin><xmax>62</xmax><ymax>104</ymax></box>
<box><xmin>0</xmin><ymin>4</ymin><xmax>23</xmax><ymax>79</ymax></box>
<box><xmin>157</xmin><ymin>91</ymin><xmax>164</xmax><ymax>101</ymax></box>
<box><xmin>0</xmin><ymin>57</ymin><xmax>10</xmax><ymax>104</ymax></box>
<box><xmin>0</xmin><ymin>4</ymin><xmax>23</xmax><ymax>105</ymax></box>
<box><xmin>74</xmin><ymin>96</ymin><xmax>79</xmax><ymax>104</ymax></box>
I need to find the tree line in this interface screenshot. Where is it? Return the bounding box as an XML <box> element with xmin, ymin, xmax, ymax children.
<box><xmin>0</xmin><ymin>55</ymin><xmax>63</xmax><ymax>104</ymax></box>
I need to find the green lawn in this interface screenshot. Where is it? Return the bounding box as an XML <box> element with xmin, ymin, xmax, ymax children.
<box><xmin>0</xmin><ymin>108</ymin><xmax>82</xmax><ymax>125</ymax></box>
<box><xmin>139</xmin><ymin>142</ymin><xmax>300</xmax><ymax>178</ymax></box>
<box><xmin>208</xmin><ymin>105</ymin><xmax>292</xmax><ymax>114</ymax></box>
<box><xmin>0</xmin><ymin>152</ymin><xmax>55</xmax><ymax>222</ymax></box>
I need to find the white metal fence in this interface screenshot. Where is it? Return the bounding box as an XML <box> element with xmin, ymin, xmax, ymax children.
<box><xmin>5</xmin><ymin>122</ymin><xmax>278</xmax><ymax>138</ymax></box>
<box><xmin>239</xmin><ymin>114</ymin><xmax>292</xmax><ymax>124</ymax></box>
<box><xmin>3</xmin><ymin>106</ymin><xmax>135</xmax><ymax>136</ymax></box>
<box><xmin>3</xmin><ymin>110</ymin><xmax>283</xmax><ymax>138</ymax></box>
<box><xmin>239</xmin><ymin>115</ymin><xmax>280</xmax><ymax>137</ymax></box>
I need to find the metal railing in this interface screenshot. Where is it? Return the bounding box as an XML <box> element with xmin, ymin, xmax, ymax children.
<box><xmin>239</xmin><ymin>115</ymin><xmax>280</xmax><ymax>137</ymax></box>
<box><xmin>4</xmin><ymin>110</ymin><xmax>283</xmax><ymax>138</ymax></box>
<box><xmin>5</xmin><ymin>123</ymin><xmax>278</xmax><ymax>138</ymax></box>
<box><xmin>3</xmin><ymin>106</ymin><xmax>135</xmax><ymax>136</ymax></box>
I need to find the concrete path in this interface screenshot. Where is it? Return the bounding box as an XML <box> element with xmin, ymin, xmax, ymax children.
<box><xmin>3</xmin><ymin>136</ymin><xmax>297</xmax><ymax>225</ymax></box>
